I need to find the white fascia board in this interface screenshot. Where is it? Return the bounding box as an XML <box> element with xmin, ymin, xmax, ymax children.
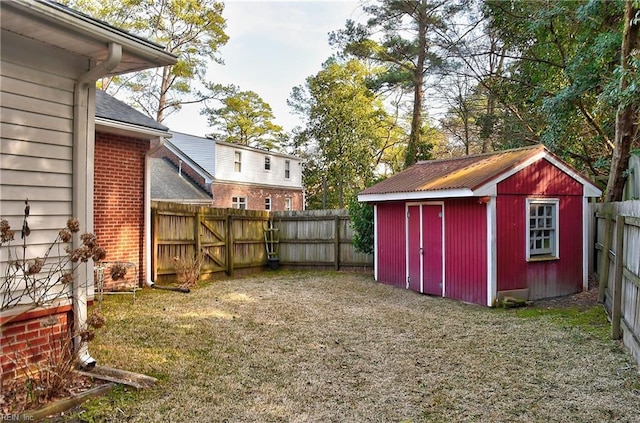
<box><xmin>473</xmin><ymin>151</ymin><xmax>602</xmax><ymax>198</ymax></box>
<box><xmin>21</xmin><ymin>0</ymin><xmax>177</xmax><ymax>67</ymax></box>
<box><xmin>95</xmin><ymin>118</ymin><xmax>170</xmax><ymax>139</ymax></box>
<box><xmin>543</xmin><ymin>155</ymin><xmax>602</xmax><ymax>197</ymax></box>
<box><xmin>163</xmin><ymin>140</ymin><xmax>214</xmax><ymax>183</ymax></box>
<box><xmin>473</xmin><ymin>150</ymin><xmax>547</xmax><ymax>196</ymax></box>
<box><xmin>358</xmin><ymin>188</ymin><xmax>473</xmax><ymax>203</ymax></box>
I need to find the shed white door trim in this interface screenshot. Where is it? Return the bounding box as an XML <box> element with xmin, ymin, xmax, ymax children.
<box><xmin>405</xmin><ymin>201</ymin><xmax>445</xmax><ymax>296</ymax></box>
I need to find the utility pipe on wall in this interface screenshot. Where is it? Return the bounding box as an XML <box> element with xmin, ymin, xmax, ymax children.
<box><xmin>73</xmin><ymin>42</ymin><xmax>122</xmax><ymax>369</ymax></box>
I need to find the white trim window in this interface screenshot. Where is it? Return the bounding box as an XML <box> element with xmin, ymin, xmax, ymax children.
<box><xmin>284</xmin><ymin>197</ymin><xmax>292</xmax><ymax>211</ymax></box>
<box><xmin>264</xmin><ymin>156</ymin><xmax>271</xmax><ymax>171</ymax></box>
<box><xmin>526</xmin><ymin>198</ymin><xmax>559</xmax><ymax>260</ymax></box>
<box><xmin>284</xmin><ymin>160</ymin><xmax>290</xmax><ymax>179</ymax></box>
<box><xmin>232</xmin><ymin>196</ymin><xmax>247</xmax><ymax>209</ymax></box>
<box><xmin>234</xmin><ymin>151</ymin><xmax>242</xmax><ymax>173</ymax></box>
<box><xmin>264</xmin><ymin>197</ymin><xmax>271</xmax><ymax>211</ymax></box>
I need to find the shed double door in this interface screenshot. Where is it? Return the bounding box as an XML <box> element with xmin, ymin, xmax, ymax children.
<box><xmin>407</xmin><ymin>204</ymin><xmax>443</xmax><ymax>295</ymax></box>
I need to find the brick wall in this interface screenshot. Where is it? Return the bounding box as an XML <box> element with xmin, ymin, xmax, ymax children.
<box><xmin>1</xmin><ymin>307</ymin><xmax>72</xmax><ymax>383</ymax></box>
<box><xmin>212</xmin><ymin>182</ymin><xmax>304</xmax><ymax>211</ymax></box>
<box><xmin>94</xmin><ymin>132</ymin><xmax>148</xmax><ymax>290</ymax></box>
<box><xmin>151</xmin><ymin>143</ymin><xmax>304</xmax><ymax>211</ymax></box>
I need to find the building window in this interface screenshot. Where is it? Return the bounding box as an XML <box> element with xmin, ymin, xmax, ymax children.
<box><xmin>234</xmin><ymin>152</ymin><xmax>242</xmax><ymax>172</ymax></box>
<box><xmin>284</xmin><ymin>197</ymin><xmax>292</xmax><ymax>211</ymax></box>
<box><xmin>264</xmin><ymin>157</ymin><xmax>271</xmax><ymax>171</ymax></box>
<box><xmin>232</xmin><ymin>196</ymin><xmax>246</xmax><ymax>209</ymax></box>
<box><xmin>526</xmin><ymin>199</ymin><xmax>559</xmax><ymax>260</ymax></box>
<box><xmin>265</xmin><ymin>197</ymin><xmax>271</xmax><ymax>210</ymax></box>
<box><xmin>284</xmin><ymin>160</ymin><xmax>290</xmax><ymax>179</ymax></box>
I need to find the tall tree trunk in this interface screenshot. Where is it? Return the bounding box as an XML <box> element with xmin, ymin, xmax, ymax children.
<box><xmin>156</xmin><ymin>65</ymin><xmax>172</xmax><ymax>123</ymax></box>
<box><xmin>605</xmin><ymin>0</ymin><xmax>640</xmax><ymax>202</ymax></box>
<box><xmin>405</xmin><ymin>4</ymin><xmax>428</xmax><ymax>168</ymax></box>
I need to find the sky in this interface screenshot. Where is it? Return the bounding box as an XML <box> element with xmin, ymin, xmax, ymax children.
<box><xmin>164</xmin><ymin>0</ymin><xmax>362</xmax><ymax>137</ymax></box>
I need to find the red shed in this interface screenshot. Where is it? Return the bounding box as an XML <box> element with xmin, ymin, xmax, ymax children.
<box><xmin>358</xmin><ymin>145</ymin><xmax>602</xmax><ymax>306</ymax></box>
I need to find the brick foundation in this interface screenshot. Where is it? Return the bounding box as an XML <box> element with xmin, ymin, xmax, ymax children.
<box><xmin>94</xmin><ymin>132</ymin><xmax>148</xmax><ymax>290</ymax></box>
<box><xmin>0</xmin><ymin>307</ymin><xmax>72</xmax><ymax>383</ymax></box>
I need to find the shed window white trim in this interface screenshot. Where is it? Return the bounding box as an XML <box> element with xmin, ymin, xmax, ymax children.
<box><xmin>526</xmin><ymin>198</ymin><xmax>559</xmax><ymax>261</ymax></box>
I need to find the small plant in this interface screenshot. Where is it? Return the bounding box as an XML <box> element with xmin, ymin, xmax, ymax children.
<box><xmin>0</xmin><ymin>199</ymin><xmax>108</xmax><ymax>412</ymax></box>
<box><xmin>172</xmin><ymin>251</ymin><xmax>204</xmax><ymax>289</ymax></box>
<box><xmin>1</xmin><ymin>312</ymin><xmax>107</xmax><ymax>414</ymax></box>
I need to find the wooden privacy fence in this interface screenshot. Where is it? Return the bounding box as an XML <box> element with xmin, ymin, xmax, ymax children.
<box><xmin>271</xmin><ymin>209</ymin><xmax>373</xmax><ymax>269</ymax></box>
<box><xmin>593</xmin><ymin>200</ymin><xmax>640</xmax><ymax>365</ymax></box>
<box><xmin>152</xmin><ymin>202</ymin><xmax>373</xmax><ymax>283</ymax></box>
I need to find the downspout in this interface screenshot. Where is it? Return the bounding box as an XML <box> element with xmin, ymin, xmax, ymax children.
<box><xmin>73</xmin><ymin>43</ymin><xmax>122</xmax><ymax>369</ymax></box>
<box><xmin>145</xmin><ymin>138</ymin><xmax>165</xmax><ymax>289</ymax></box>
<box><xmin>145</xmin><ymin>139</ymin><xmax>191</xmax><ymax>293</ymax></box>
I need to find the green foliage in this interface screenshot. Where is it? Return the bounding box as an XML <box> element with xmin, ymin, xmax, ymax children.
<box><xmin>330</xmin><ymin>0</ymin><xmax>468</xmax><ymax>167</ymax></box>
<box><xmin>62</xmin><ymin>0</ymin><xmax>229</xmax><ymax>122</ymax></box>
<box><xmin>201</xmin><ymin>85</ymin><xmax>285</xmax><ymax>150</ymax></box>
<box><xmin>289</xmin><ymin>59</ymin><xmax>401</xmax><ymax>208</ymax></box>
<box><xmin>479</xmin><ymin>0</ymin><xmax>632</xmax><ymax>175</ymax></box>
<box><xmin>347</xmin><ymin>196</ymin><xmax>374</xmax><ymax>255</ymax></box>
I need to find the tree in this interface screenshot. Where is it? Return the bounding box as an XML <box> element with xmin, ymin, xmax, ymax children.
<box><xmin>289</xmin><ymin>59</ymin><xmax>399</xmax><ymax>208</ymax></box>
<box><xmin>468</xmin><ymin>0</ymin><xmax>632</xmax><ymax>178</ymax></box>
<box><xmin>605</xmin><ymin>0</ymin><xmax>640</xmax><ymax>202</ymax></box>
<box><xmin>330</xmin><ymin>0</ymin><xmax>468</xmax><ymax>168</ymax></box>
<box><xmin>62</xmin><ymin>0</ymin><xmax>229</xmax><ymax>123</ymax></box>
<box><xmin>201</xmin><ymin>86</ymin><xmax>285</xmax><ymax>150</ymax></box>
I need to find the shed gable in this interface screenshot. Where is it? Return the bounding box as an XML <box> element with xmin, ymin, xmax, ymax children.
<box><xmin>497</xmin><ymin>158</ymin><xmax>582</xmax><ymax>196</ymax></box>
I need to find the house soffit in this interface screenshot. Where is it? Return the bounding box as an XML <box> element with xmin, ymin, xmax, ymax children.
<box><xmin>1</xmin><ymin>0</ymin><xmax>176</xmax><ymax>75</ymax></box>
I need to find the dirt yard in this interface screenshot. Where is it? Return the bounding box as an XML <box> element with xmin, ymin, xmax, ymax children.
<box><xmin>75</xmin><ymin>271</ymin><xmax>639</xmax><ymax>422</ymax></box>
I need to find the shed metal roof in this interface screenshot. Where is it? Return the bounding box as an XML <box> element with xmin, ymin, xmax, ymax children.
<box><xmin>359</xmin><ymin>145</ymin><xmax>602</xmax><ymax>201</ymax></box>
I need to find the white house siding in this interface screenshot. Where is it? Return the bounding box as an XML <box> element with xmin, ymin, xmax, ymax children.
<box><xmin>215</xmin><ymin>142</ymin><xmax>302</xmax><ymax>188</ymax></box>
<box><xmin>0</xmin><ymin>31</ymin><xmax>87</xmax><ymax>304</ymax></box>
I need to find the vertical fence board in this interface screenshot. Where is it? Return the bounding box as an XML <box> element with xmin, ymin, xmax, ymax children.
<box><xmin>592</xmin><ymin>200</ymin><xmax>640</xmax><ymax>367</ymax></box>
<box><xmin>151</xmin><ymin>203</ymin><xmax>373</xmax><ymax>283</ymax></box>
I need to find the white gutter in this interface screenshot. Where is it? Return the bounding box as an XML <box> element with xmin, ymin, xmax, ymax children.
<box><xmin>73</xmin><ymin>42</ymin><xmax>122</xmax><ymax>369</ymax></box>
<box><xmin>145</xmin><ymin>138</ymin><xmax>166</xmax><ymax>288</ymax></box>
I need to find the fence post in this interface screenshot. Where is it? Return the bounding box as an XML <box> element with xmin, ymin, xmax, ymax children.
<box><xmin>334</xmin><ymin>215</ymin><xmax>340</xmax><ymax>271</ymax></box>
<box><xmin>597</xmin><ymin>213</ymin><xmax>614</xmax><ymax>303</ymax></box>
<box><xmin>152</xmin><ymin>208</ymin><xmax>158</xmax><ymax>282</ymax></box>
<box><xmin>226</xmin><ymin>214</ymin><xmax>234</xmax><ymax>277</ymax></box>
<box><xmin>194</xmin><ymin>210</ymin><xmax>202</xmax><ymax>255</ymax></box>
<box><xmin>612</xmin><ymin>216</ymin><xmax>625</xmax><ymax>340</ymax></box>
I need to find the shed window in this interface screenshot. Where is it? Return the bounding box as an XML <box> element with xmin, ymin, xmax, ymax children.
<box><xmin>232</xmin><ymin>196</ymin><xmax>246</xmax><ymax>209</ymax></box>
<box><xmin>526</xmin><ymin>199</ymin><xmax>559</xmax><ymax>260</ymax></box>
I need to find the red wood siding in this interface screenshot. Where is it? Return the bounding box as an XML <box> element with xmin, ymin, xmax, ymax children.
<box><xmin>496</xmin><ymin>159</ymin><xmax>583</xmax><ymax>300</ymax></box>
<box><xmin>376</xmin><ymin>202</ymin><xmax>406</xmax><ymax>288</ymax></box>
<box><xmin>94</xmin><ymin>132</ymin><xmax>148</xmax><ymax>290</ymax></box>
<box><xmin>444</xmin><ymin>198</ymin><xmax>487</xmax><ymax>304</ymax></box>
<box><xmin>497</xmin><ymin>158</ymin><xmax>582</xmax><ymax>196</ymax></box>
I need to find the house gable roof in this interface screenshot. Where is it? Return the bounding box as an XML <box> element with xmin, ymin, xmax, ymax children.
<box><xmin>166</xmin><ymin>132</ymin><xmax>216</xmax><ymax>182</ymax></box>
<box><xmin>96</xmin><ymin>90</ymin><xmax>168</xmax><ymax>132</ymax></box>
<box><xmin>359</xmin><ymin>145</ymin><xmax>602</xmax><ymax>202</ymax></box>
<box><xmin>150</xmin><ymin>158</ymin><xmax>212</xmax><ymax>203</ymax></box>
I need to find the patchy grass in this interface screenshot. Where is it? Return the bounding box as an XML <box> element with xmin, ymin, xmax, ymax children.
<box><xmin>64</xmin><ymin>271</ymin><xmax>638</xmax><ymax>422</ymax></box>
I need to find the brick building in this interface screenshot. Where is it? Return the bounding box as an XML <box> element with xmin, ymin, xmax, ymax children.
<box><xmin>151</xmin><ymin>132</ymin><xmax>305</xmax><ymax>211</ymax></box>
